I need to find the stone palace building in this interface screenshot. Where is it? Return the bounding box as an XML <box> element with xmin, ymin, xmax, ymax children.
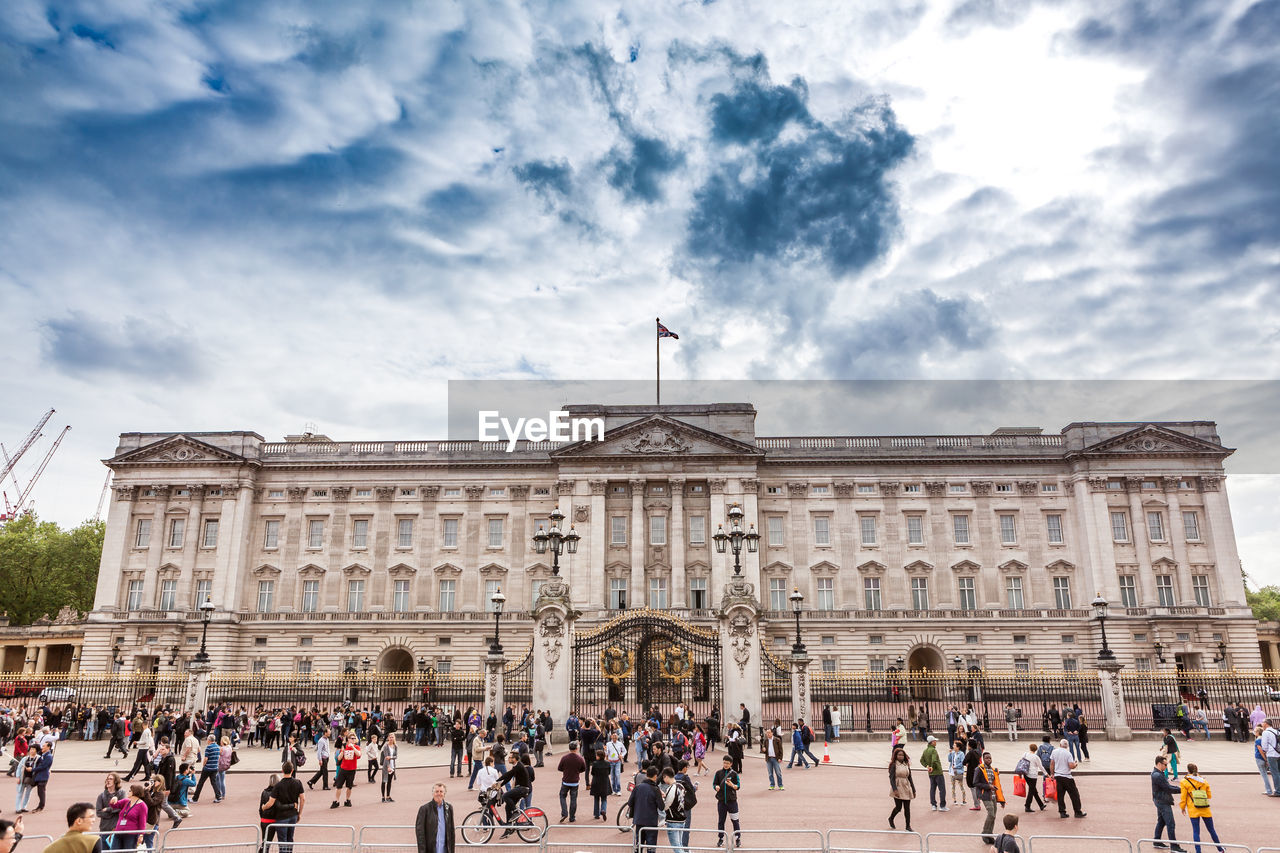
<box><xmin>76</xmin><ymin>403</ymin><xmax>1266</xmax><ymax>685</ymax></box>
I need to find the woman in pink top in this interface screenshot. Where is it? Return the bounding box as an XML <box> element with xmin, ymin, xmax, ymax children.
<box><xmin>114</xmin><ymin>784</ymin><xmax>150</xmax><ymax>848</ymax></box>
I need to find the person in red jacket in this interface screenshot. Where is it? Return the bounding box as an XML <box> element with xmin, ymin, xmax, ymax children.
<box><xmin>331</xmin><ymin>734</ymin><xmax>361</xmax><ymax>809</ymax></box>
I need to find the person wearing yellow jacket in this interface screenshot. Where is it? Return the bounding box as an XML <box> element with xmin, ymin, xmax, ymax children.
<box><xmin>975</xmin><ymin>752</ymin><xmax>1006</xmax><ymax>845</ymax></box>
<box><xmin>1179</xmin><ymin>763</ymin><xmax>1226</xmax><ymax>853</ymax></box>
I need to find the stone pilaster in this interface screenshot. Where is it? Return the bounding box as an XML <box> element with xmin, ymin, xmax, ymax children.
<box><xmin>187</xmin><ymin>660</ymin><xmax>214</xmax><ymax>712</ymax></box>
<box><xmin>720</xmin><ymin>572</ymin><xmax>761</xmax><ymax>727</ymax></box>
<box><xmin>1096</xmin><ymin>659</ymin><xmax>1131</xmax><ymax>740</ymax></box>
<box><xmin>532</xmin><ymin>576</ymin><xmax>575</xmax><ymax>724</ymax></box>
<box><xmin>484</xmin><ymin>651</ymin><xmax>506</xmax><ymax>725</ymax></box>
<box><xmin>790</xmin><ymin>650</ymin><xmax>815</xmax><ymax>730</ymax></box>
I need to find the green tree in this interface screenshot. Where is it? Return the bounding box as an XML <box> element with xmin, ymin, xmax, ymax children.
<box><xmin>1247</xmin><ymin>584</ymin><xmax>1280</xmax><ymax>622</ymax></box>
<box><xmin>0</xmin><ymin>513</ymin><xmax>103</xmax><ymax>625</ymax></box>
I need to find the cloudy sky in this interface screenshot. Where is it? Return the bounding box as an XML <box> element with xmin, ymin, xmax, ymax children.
<box><xmin>2</xmin><ymin>0</ymin><xmax>1277</xmax><ymax>582</ymax></box>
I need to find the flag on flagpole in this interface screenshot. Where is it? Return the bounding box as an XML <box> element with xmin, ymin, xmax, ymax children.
<box><xmin>657</xmin><ymin>322</ymin><xmax>679</xmax><ymax>340</ymax></box>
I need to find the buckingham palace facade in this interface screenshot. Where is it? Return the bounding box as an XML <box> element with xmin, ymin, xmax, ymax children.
<box><xmin>80</xmin><ymin>403</ymin><xmax>1265</xmax><ymax>676</ymax></box>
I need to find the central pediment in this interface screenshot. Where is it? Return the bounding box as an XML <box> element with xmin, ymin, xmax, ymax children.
<box><xmin>549</xmin><ymin>414</ymin><xmax>762</xmax><ymax>458</ymax></box>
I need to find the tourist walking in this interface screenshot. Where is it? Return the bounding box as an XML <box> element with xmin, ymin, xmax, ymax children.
<box><xmin>261</xmin><ymin>761</ymin><xmax>305</xmax><ymax>853</ymax></box>
<box><xmin>12</xmin><ymin>751</ymin><xmax>33</xmax><ymax>814</ymax></box>
<box><xmin>307</xmin><ymin>732</ymin><xmax>331</xmax><ymax>791</ymax></box>
<box><xmin>1016</xmin><ymin>742</ymin><xmax>1046</xmax><ymax>812</ymax></box>
<box><xmin>920</xmin><ymin>735</ymin><xmax>947</xmax><ymax>811</ymax></box>
<box><xmin>762</xmin><ymin>726</ymin><xmax>784</xmax><ymax>791</ymax></box>
<box><xmin>123</xmin><ymin>726</ymin><xmax>154</xmax><ymax>781</ymax></box>
<box><xmin>190</xmin><ymin>735</ymin><xmax>221</xmax><ymax>804</ymax></box>
<box><xmin>331</xmin><ymin>734</ymin><xmax>361</xmax><ymax>809</ymax></box>
<box><xmin>1253</xmin><ymin>725</ymin><xmax>1274</xmax><ymax>795</ymax></box>
<box><xmin>257</xmin><ymin>774</ymin><xmax>279</xmax><ymax>853</ymax></box>
<box><xmin>787</xmin><ymin>723</ymin><xmax>809</xmax><ymax>769</ymax></box>
<box><xmin>113</xmin><ymin>784</ymin><xmax>150</xmax><ymax>851</ymax></box>
<box><xmin>1179</xmin><ymin>764</ymin><xmax>1225</xmax><ymax>853</ymax></box>
<box><xmin>589</xmin><ymin>749</ymin><xmax>611</xmax><ymax>821</ymax></box>
<box><xmin>1005</xmin><ymin>704</ymin><xmax>1019</xmax><ymax>741</ymax></box>
<box><xmin>95</xmin><ymin>773</ymin><xmax>124</xmax><ymax>851</ymax></box>
<box><xmin>1151</xmin><ymin>755</ymin><xmax>1186</xmax><ymax>852</ymax></box>
<box><xmin>627</xmin><ymin>766</ymin><xmax>663</xmax><ymax>853</ymax></box>
<box><xmin>887</xmin><ymin>747</ymin><xmax>915</xmax><ymax>832</ymax></box>
<box><xmin>659</xmin><ymin>768</ymin><xmax>688</xmax><ymax>853</ymax></box>
<box><xmin>556</xmin><ymin>741</ymin><xmax>586</xmax><ymax>823</ymax></box>
<box><xmin>948</xmin><ymin>740</ymin><xmax>967</xmax><ymax>807</ymax></box>
<box><xmin>712</xmin><ymin>756</ymin><xmax>741</xmax><ymax>848</ymax></box>
<box><xmin>28</xmin><ymin>742</ymin><xmax>53</xmax><ymax>814</ymax></box>
<box><xmin>975</xmin><ymin>752</ymin><xmax>1005</xmax><ymax>843</ymax></box>
<box><xmin>414</xmin><ymin>783</ymin><xmax>455</xmax><ymax>853</ymax></box>
<box><xmin>381</xmin><ymin>734</ymin><xmax>398</xmax><ymax>803</ymax></box>
<box><xmin>1162</xmin><ymin>729</ymin><xmax>1181</xmax><ymax>780</ymax></box>
<box><xmin>1259</xmin><ymin>719</ymin><xmax>1280</xmax><ymax>795</ymax></box>
<box><xmin>1049</xmin><ymin>738</ymin><xmax>1086</xmax><ymax>819</ymax></box>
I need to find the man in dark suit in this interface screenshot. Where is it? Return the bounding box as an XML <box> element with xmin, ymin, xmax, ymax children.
<box><xmin>625</xmin><ymin>765</ymin><xmax>663</xmax><ymax>853</ymax></box>
<box><xmin>415</xmin><ymin>783</ymin><xmax>455</xmax><ymax>853</ymax></box>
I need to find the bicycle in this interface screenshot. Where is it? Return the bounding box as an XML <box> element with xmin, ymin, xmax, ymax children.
<box><xmin>616</xmin><ymin>780</ymin><xmax>634</xmax><ymax>833</ymax></box>
<box><xmin>461</xmin><ymin>786</ymin><xmax>547</xmax><ymax>843</ymax></box>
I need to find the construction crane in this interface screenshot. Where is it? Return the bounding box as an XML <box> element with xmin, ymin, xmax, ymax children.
<box><xmin>94</xmin><ymin>470</ymin><xmax>113</xmax><ymax>522</ymax></box>
<box><xmin>1</xmin><ymin>424</ymin><xmax>70</xmax><ymax>522</ymax></box>
<box><xmin>0</xmin><ymin>408</ymin><xmax>54</xmax><ymax>484</ymax></box>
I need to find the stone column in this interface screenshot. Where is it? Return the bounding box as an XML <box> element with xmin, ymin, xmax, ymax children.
<box><xmin>1096</xmin><ymin>659</ymin><xmax>1131</xmax><ymax>740</ymax></box>
<box><xmin>709</xmin><ymin>480</ymin><xmax>729</xmax><ymax>598</ymax></box>
<box><xmin>1199</xmin><ymin>476</ymin><xmax>1247</xmax><ymax>606</ymax></box>
<box><xmin>484</xmin><ymin>650</ymin><xmax>506</xmax><ymax>726</ymax></box>
<box><xmin>790</xmin><ymin>650</ymin><xmax>815</xmax><ymax>730</ymax></box>
<box><xmin>630</xmin><ymin>479</ymin><xmax>646</xmax><ymax>608</ymax></box>
<box><xmin>670</xmin><ymin>478</ymin><xmax>687</xmax><ymax>608</ymax></box>
<box><xmin>589</xmin><ymin>481</ymin><xmax>608</xmax><ymax>609</ymax></box>
<box><xmin>186</xmin><ymin>661</ymin><xmax>213</xmax><ymax>712</ymax></box>
<box><xmin>1125</xmin><ymin>478</ymin><xmax>1158</xmax><ymax>604</ymax></box>
<box><xmin>1161</xmin><ymin>478</ymin><xmax>1196</xmax><ymax>604</ymax></box>
<box><xmin>532</xmin><ymin>576</ymin><xmax>575</xmax><ymax>725</ymax></box>
<box><xmin>720</xmin><ymin>573</ymin><xmax>762</xmax><ymax>729</ymax></box>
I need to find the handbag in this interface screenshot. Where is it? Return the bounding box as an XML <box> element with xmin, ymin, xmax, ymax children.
<box><xmin>1012</xmin><ymin>774</ymin><xmax>1026</xmax><ymax>797</ymax></box>
<box><xmin>230</xmin><ymin>749</ymin><xmax>240</xmax><ymax>766</ymax></box>
<box><xmin>1043</xmin><ymin>776</ymin><xmax>1058</xmax><ymax>800</ymax></box>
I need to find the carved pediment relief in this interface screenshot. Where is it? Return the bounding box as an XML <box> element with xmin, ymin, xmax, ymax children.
<box><xmin>253</xmin><ymin>563</ymin><xmax>281</xmax><ymax>577</ymax></box>
<box><xmin>605</xmin><ymin>560</ymin><xmax>629</xmax><ymax>575</ymax></box>
<box><xmin>548</xmin><ymin>414</ymin><xmax>762</xmax><ymax>459</ymax></box>
<box><xmin>108</xmin><ymin>435</ymin><xmax>248</xmax><ymax>466</ymax></box>
<box><xmin>857</xmin><ymin>560</ymin><xmax>887</xmax><ymax>575</ymax></box>
<box><xmin>762</xmin><ymin>560</ymin><xmax>793</xmax><ymax>575</ymax></box>
<box><xmin>1077</xmin><ymin>424</ymin><xmax>1232</xmax><ymax>458</ymax></box>
<box><xmin>157</xmin><ymin>562</ymin><xmax>181</xmax><ymax>576</ymax></box>
<box><xmin>1152</xmin><ymin>556</ymin><xmax>1178</xmax><ymax>569</ymax></box>
<box><xmin>904</xmin><ymin>560</ymin><xmax>934</xmax><ymax>574</ymax></box>
<box><xmin>524</xmin><ymin>561</ymin><xmax>552</xmax><ymax>576</ymax></box>
<box><xmin>950</xmin><ymin>559</ymin><xmax>981</xmax><ymax>573</ymax></box>
<box><xmin>298</xmin><ymin>564</ymin><xmax>327</xmax><ymax>578</ymax></box>
<box><xmin>1046</xmin><ymin>559</ymin><xmax>1077</xmax><ymax>573</ymax></box>
<box><xmin>809</xmin><ymin>560</ymin><xmax>839</xmax><ymax>575</ymax></box>
<box><xmin>998</xmin><ymin>559</ymin><xmax>1029</xmax><ymax>574</ymax></box>
<box><xmin>1141</xmin><ymin>496</ymin><xmax>1169</xmax><ymax>508</ymax></box>
<box><xmin>686</xmin><ymin>559</ymin><xmax>710</xmax><ymax>575</ymax></box>
<box><xmin>342</xmin><ymin>562</ymin><xmax>372</xmax><ymax>576</ymax></box>
<box><xmin>387</xmin><ymin>563</ymin><xmax>417</xmax><ymax>577</ymax></box>
<box><xmin>432</xmin><ymin>562</ymin><xmax>463</xmax><ymax>577</ymax></box>
<box><xmin>478</xmin><ymin>562</ymin><xmax>508</xmax><ymax>576</ymax></box>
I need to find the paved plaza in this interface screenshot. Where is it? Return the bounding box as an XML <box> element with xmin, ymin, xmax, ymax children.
<box><xmin>7</xmin><ymin>737</ymin><xmax>1278</xmax><ymax>851</ymax></box>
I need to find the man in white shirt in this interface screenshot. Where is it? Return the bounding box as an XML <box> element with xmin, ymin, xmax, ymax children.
<box><xmin>179</xmin><ymin>729</ymin><xmax>200</xmax><ymax>766</ymax></box>
<box><xmin>1049</xmin><ymin>738</ymin><xmax>1085</xmax><ymax>819</ymax></box>
<box><xmin>605</xmin><ymin>732</ymin><xmax>626</xmax><ymax>794</ymax></box>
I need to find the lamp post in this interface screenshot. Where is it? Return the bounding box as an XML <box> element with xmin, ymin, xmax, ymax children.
<box><xmin>167</xmin><ymin>646</ymin><xmax>179</xmax><ymax>667</ymax></box>
<box><xmin>712</xmin><ymin>504</ymin><xmax>760</xmax><ymax>577</ymax></box>
<box><xmin>952</xmin><ymin>656</ymin><xmax>963</xmax><ymax>673</ymax></box>
<box><xmin>1154</xmin><ymin>641</ymin><xmax>1166</xmax><ymax>664</ymax></box>
<box><xmin>361</xmin><ymin>656</ymin><xmax>371</xmax><ymax>674</ymax></box>
<box><xmin>1213</xmin><ymin>641</ymin><xmax>1228</xmax><ymax>664</ymax></box>
<box><xmin>532</xmin><ymin>507</ymin><xmax>579</xmax><ymax>576</ymax></box>
<box><xmin>789</xmin><ymin>587</ymin><xmax>806</xmax><ymax>654</ymax></box>
<box><xmin>489</xmin><ymin>587</ymin><xmax>506</xmax><ymax>654</ymax></box>
<box><xmin>1092</xmin><ymin>594</ymin><xmax>1116</xmax><ymax>661</ymax></box>
<box><xmin>194</xmin><ymin>597</ymin><xmax>215</xmax><ymax>664</ymax></box>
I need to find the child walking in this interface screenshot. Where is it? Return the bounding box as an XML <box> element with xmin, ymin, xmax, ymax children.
<box><xmin>948</xmin><ymin>740</ymin><xmax>968</xmax><ymax>806</ymax></box>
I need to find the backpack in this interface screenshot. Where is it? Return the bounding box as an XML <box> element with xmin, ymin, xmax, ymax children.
<box><xmin>1188</xmin><ymin>782</ymin><xmax>1209</xmax><ymax>809</ymax></box>
<box><xmin>293</xmin><ymin>747</ymin><xmax>306</xmax><ymax>768</ymax></box>
<box><xmin>679</xmin><ymin>774</ymin><xmax>697</xmax><ymax>808</ymax></box>
<box><xmin>1014</xmin><ymin>756</ymin><xmax>1031</xmax><ymax>776</ymax></box>
<box><xmin>664</xmin><ymin>782</ymin><xmax>686</xmax><ymax>822</ymax></box>
<box><xmin>1036</xmin><ymin>744</ymin><xmax>1054</xmax><ymax>768</ymax></box>
<box><xmin>801</xmin><ymin>726</ymin><xmax>813</xmax><ymax>746</ymax></box>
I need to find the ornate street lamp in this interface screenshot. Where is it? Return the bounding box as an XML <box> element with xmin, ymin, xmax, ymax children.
<box><xmin>532</xmin><ymin>507</ymin><xmax>579</xmax><ymax>576</ymax></box>
<box><xmin>712</xmin><ymin>504</ymin><xmax>760</xmax><ymax>577</ymax></box>
<box><xmin>1154</xmin><ymin>641</ymin><xmax>1166</xmax><ymax>664</ymax></box>
<box><xmin>360</xmin><ymin>656</ymin><xmax>372</xmax><ymax>673</ymax></box>
<box><xmin>789</xmin><ymin>587</ymin><xmax>806</xmax><ymax>654</ymax></box>
<box><xmin>489</xmin><ymin>587</ymin><xmax>506</xmax><ymax>654</ymax></box>
<box><xmin>194</xmin><ymin>597</ymin><xmax>215</xmax><ymax>664</ymax></box>
<box><xmin>1092</xmin><ymin>594</ymin><xmax>1116</xmax><ymax>661</ymax></box>
<box><xmin>952</xmin><ymin>656</ymin><xmax>964</xmax><ymax>672</ymax></box>
<box><xmin>417</xmin><ymin>655</ymin><xmax>428</xmax><ymax>674</ymax></box>
<box><xmin>1213</xmin><ymin>641</ymin><xmax>1228</xmax><ymax>664</ymax></box>
<box><xmin>167</xmin><ymin>645</ymin><xmax>179</xmax><ymax>666</ymax></box>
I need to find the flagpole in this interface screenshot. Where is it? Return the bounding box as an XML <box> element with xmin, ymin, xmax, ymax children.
<box><xmin>655</xmin><ymin>317</ymin><xmax>661</xmax><ymax>405</ymax></box>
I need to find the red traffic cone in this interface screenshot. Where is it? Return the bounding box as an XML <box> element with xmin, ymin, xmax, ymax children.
<box><xmin>822</xmin><ymin>742</ymin><xmax>831</xmax><ymax>763</ymax></box>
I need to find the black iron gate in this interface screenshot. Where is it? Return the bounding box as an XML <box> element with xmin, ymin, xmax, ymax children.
<box><xmin>572</xmin><ymin>609</ymin><xmax>722</xmax><ymax>725</ymax></box>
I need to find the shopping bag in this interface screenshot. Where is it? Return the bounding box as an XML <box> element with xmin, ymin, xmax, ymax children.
<box><xmin>1013</xmin><ymin>774</ymin><xmax>1026</xmax><ymax>797</ymax></box>
<box><xmin>1043</xmin><ymin>776</ymin><xmax>1058</xmax><ymax>800</ymax></box>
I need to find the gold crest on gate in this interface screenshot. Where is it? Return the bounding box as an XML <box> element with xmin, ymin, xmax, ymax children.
<box><xmin>658</xmin><ymin>644</ymin><xmax>694</xmax><ymax>682</ymax></box>
<box><xmin>600</xmin><ymin>646</ymin><xmax>635</xmax><ymax>684</ymax></box>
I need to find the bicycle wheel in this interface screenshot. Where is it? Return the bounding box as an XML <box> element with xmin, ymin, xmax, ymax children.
<box><xmin>516</xmin><ymin>809</ymin><xmax>547</xmax><ymax>843</ymax></box>
<box><xmin>616</xmin><ymin>803</ymin><xmax>632</xmax><ymax>832</ymax></box>
<box><xmin>460</xmin><ymin>808</ymin><xmax>496</xmax><ymax>844</ymax></box>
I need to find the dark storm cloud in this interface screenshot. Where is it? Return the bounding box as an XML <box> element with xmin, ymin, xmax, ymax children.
<box><xmin>685</xmin><ymin>97</ymin><xmax>914</xmax><ymax>276</ymax></box>
<box><xmin>603</xmin><ymin>134</ymin><xmax>684</xmax><ymax>203</ymax></box>
<box><xmin>708</xmin><ymin>79</ymin><xmax>810</xmax><ymax>145</ymax></box>
<box><xmin>513</xmin><ymin>159</ymin><xmax>573</xmax><ymax>198</ymax></box>
<box><xmin>42</xmin><ymin>314</ymin><xmax>206</xmax><ymax>380</ymax></box>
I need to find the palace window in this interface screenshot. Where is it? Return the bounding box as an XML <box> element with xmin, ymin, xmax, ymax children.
<box><xmin>443</xmin><ymin>488</ymin><xmax>461</xmax><ymax>497</ymax></box>
<box><xmin>1156</xmin><ymin>575</ymin><xmax>1176</xmax><ymax>607</ymax></box>
<box><xmin>1119</xmin><ymin>575</ymin><xmax>1138</xmax><ymax>608</ymax></box>
<box><xmin>256</xmin><ymin>580</ymin><xmax>274</xmax><ymax>613</ymax></box>
<box><xmin>308</xmin><ymin>519</ymin><xmax>324</xmax><ymax>549</ymax></box>
<box><xmin>1015</xmin><ymin>659</ymin><xmax>1030</xmax><ymax>673</ymax></box>
<box><xmin>690</xmin><ymin>578</ymin><xmax>708</xmax><ymax>609</ymax></box>
<box><xmin>952</xmin><ymin>514</ymin><xmax>970</xmax><ymax>545</ymax></box>
<box><xmin>860</xmin><ymin>516</ymin><xmax>877</xmax><ymax>545</ymax></box>
<box><xmin>435</xmin><ymin>659</ymin><xmax>452</xmax><ymax>673</ymax></box>
<box><xmin>1062</xmin><ymin>658</ymin><xmax>1079</xmax><ymax>672</ymax></box>
<box><xmin>347</xmin><ymin>579</ymin><xmax>365</xmax><ymax>612</ymax></box>
<box><xmin>766</xmin><ymin>485</ymin><xmax>783</xmax><ymax>494</ymax></box>
<box><xmin>911</xmin><ymin>577</ymin><xmax>929</xmax><ymax>610</ymax></box>
<box><xmin>864</xmin><ymin>578</ymin><xmax>882</xmax><ymax>611</ymax></box>
<box><xmin>301</xmin><ymin>580</ymin><xmax>319</xmax><ymax>613</ymax></box>
<box><xmin>857</xmin><ymin>484</ymin><xmax>876</xmax><ymax>494</ymax></box>
<box><xmin>649</xmin><ymin>515</ymin><xmax>667</xmax><ymax>546</ymax></box>
<box><xmin>812</xmin><ymin>485</ymin><xmax>829</xmax><ymax>495</ymax></box>
<box><xmin>533</xmin><ymin>487</ymin><xmax>551</xmax><ymax>496</ymax></box>
<box><xmin>1046</xmin><ymin>514</ymin><xmax>1064</xmax><ymax>544</ymax></box>
<box><xmin>1182</xmin><ymin>511</ymin><xmax>1201</xmax><ymax>541</ymax></box>
<box><xmin>1006</xmin><ymin>576</ymin><xmax>1024</xmax><ymax>610</ymax></box>
<box><xmin>998</xmin><ymin>514</ymin><xmax>1016</xmax><ymax>545</ymax></box>
<box><xmin>995</xmin><ymin>483</ymin><xmax>1013</xmax><ymax>493</ymax></box>
<box><xmin>393</xmin><ymin>579</ymin><xmax>411</xmax><ymax>612</ymax></box>
<box><xmin>202</xmin><ymin>519</ymin><xmax>219</xmax><ymax>548</ymax></box>
<box><xmin>268</xmin><ymin>489</ymin><xmax>284</xmax><ymax>499</ymax></box>
<box><xmin>1110</xmin><ymin>511</ymin><xmax>1129</xmax><ymax>542</ymax></box>
<box><xmin>816</xmin><ymin>577</ymin><xmax>834</xmax><ymax>610</ymax></box>
<box><xmin>159</xmin><ymin>580</ymin><xmax>177</xmax><ymax>611</ymax></box>
<box><xmin>689</xmin><ymin>516</ymin><xmax>706</xmax><ymax>546</ymax></box>
<box><xmin>438</xmin><ymin>580</ymin><xmax>456</xmax><ymax>612</ymax></box>
<box><xmin>195</xmin><ymin>579</ymin><xmax>212</xmax><ymax>608</ymax></box>
<box><xmin>264</xmin><ymin>520</ymin><xmax>280</xmax><ymax>549</ymax></box>
<box><xmin>489</xmin><ymin>488</ymin><xmax>504</xmax><ymax>497</ymax></box>
<box><xmin>611</xmin><ymin>516</ymin><xmax>626</xmax><ymax>545</ymax></box>
<box><xmin>649</xmin><ymin>578</ymin><xmax>668</xmax><ymax>609</ymax></box>
<box><xmin>168</xmin><ymin>518</ymin><xmax>185</xmax><ymax>548</ymax></box>
<box><xmin>957</xmin><ymin>577</ymin><xmax>976</xmax><ymax>611</ymax></box>
<box><xmin>903</xmin><ymin>484</ymin><xmax>921</xmax><ymax>494</ymax></box>
<box><xmin>1192</xmin><ymin>576</ymin><xmax>1211</xmax><ymax>607</ymax></box>
<box><xmin>530</xmin><ymin>580</ymin><xmax>543</xmax><ymax>608</ymax></box>
<box><xmin>442</xmin><ymin>518</ymin><xmax>458</xmax><ymax>548</ymax></box>
<box><xmin>1052</xmin><ymin>576</ymin><xmax>1072</xmax><ymax>610</ymax></box>
<box><xmin>402</xmin><ymin>488</ymin><xmax>417</xmax><ymax>497</ymax></box>
<box><xmin>822</xmin><ymin>659</ymin><xmax>837</xmax><ymax>673</ymax></box>
<box><xmin>484</xmin><ymin>579</ymin><xmax>501</xmax><ymax>611</ymax></box>
<box><xmin>488</xmin><ymin>518</ymin><xmax>504</xmax><ymax>548</ymax></box>
<box><xmin>609</xmin><ymin>579</ymin><xmax>627</xmax><ymax>610</ymax></box>
<box><xmin>297</xmin><ymin>660</ymin><xmax>313</xmax><ymax>675</ymax></box>
<box><xmin>767</xmin><ymin>517</ymin><xmax>784</xmax><ymax>547</ymax></box>
<box><xmin>906</xmin><ymin>515</ymin><xmax>924</xmax><ymax>545</ymax></box>
<box><xmin>397</xmin><ymin>518</ymin><xmax>413</xmax><ymax>547</ymax></box>
<box><xmin>814</xmin><ymin>516</ymin><xmax>831</xmax><ymax>546</ymax></box>
<box><xmin>356</xmin><ymin>489</ymin><xmax>372</xmax><ymax>498</ymax></box>
<box><xmin>1147</xmin><ymin>511</ymin><xmax>1165</xmax><ymax>542</ymax></box>
<box><xmin>950</xmin><ymin>484</ymin><xmax>966</xmax><ymax>494</ymax></box>
<box><xmin>769</xmin><ymin>578</ymin><xmax>787</xmax><ymax>611</ymax></box>
<box><xmin>1041</xmin><ymin>484</ymin><xmax>1058</xmax><ymax>493</ymax></box>
<box><xmin>134</xmin><ymin>518</ymin><xmax>151</xmax><ymax>548</ymax></box>
<box><xmin>312</xmin><ymin>489</ymin><xmax>328</xmax><ymax>498</ymax></box>
<box><xmin>352</xmin><ymin>519</ymin><xmax>369</xmax><ymax>549</ymax></box>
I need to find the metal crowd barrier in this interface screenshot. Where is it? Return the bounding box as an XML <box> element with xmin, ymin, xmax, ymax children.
<box><xmin>924</xmin><ymin>831</ymin><xmax>1010</xmax><ymax>852</ymax></box>
<box><xmin>826</xmin><ymin>828</ymin><xmax>924</xmax><ymax>853</ymax></box>
<box><xmin>1136</xmin><ymin>840</ymin><xmax>1254</xmax><ymax>853</ymax></box>
<box><xmin>358</xmin><ymin>823</ymin><xmax>543</xmax><ymax>851</ymax></box>
<box><xmin>1026</xmin><ymin>835</ymin><xmax>1132</xmax><ymax>853</ymax></box>
<box><xmin>730</xmin><ymin>828</ymin><xmax>826</xmax><ymax>853</ymax></box>
<box><xmin>263</xmin><ymin>824</ymin><xmax>356</xmax><ymax>853</ymax></box>
<box><xmin>161</xmin><ymin>823</ymin><xmax>261</xmax><ymax>853</ymax></box>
